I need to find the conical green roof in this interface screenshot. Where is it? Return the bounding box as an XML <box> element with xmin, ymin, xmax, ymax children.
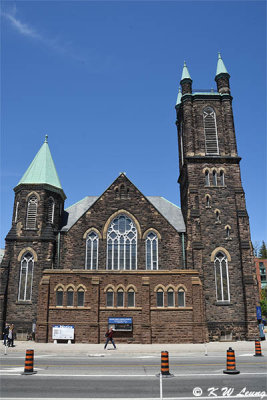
<box><xmin>216</xmin><ymin>52</ymin><xmax>228</xmax><ymax>76</ymax></box>
<box><xmin>17</xmin><ymin>136</ymin><xmax>65</xmax><ymax>196</ymax></box>
<box><xmin>176</xmin><ymin>87</ymin><xmax>182</xmax><ymax>106</ymax></box>
<box><xmin>181</xmin><ymin>61</ymin><xmax>192</xmax><ymax>81</ymax></box>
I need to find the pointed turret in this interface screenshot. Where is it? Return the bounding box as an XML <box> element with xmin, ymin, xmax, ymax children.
<box><xmin>180</xmin><ymin>61</ymin><xmax>192</xmax><ymax>95</ymax></box>
<box><xmin>215</xmin><ymin>52</ymin><xmax>230</xmax><ymax>94</ymax></box>
<box><xmin>176</xmin><ymin>87</ymin><xmax>182</xmax><ymax>106</ymax></box>
<box><xmin>15</xmin><ymin>135</ymin><xmax>66</xmax><ymax>199</ymax></box>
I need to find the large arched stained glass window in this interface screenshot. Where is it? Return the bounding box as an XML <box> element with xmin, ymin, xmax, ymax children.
<box><xmin>107</xmin><ymin>214</ymin><xmax>137</xmax><ymax>270</ymax></box>
<box><xmin>214</xmin><ymin>252</ymin><xmax>230</xmax><ymax>302</ymax></box>
<box><xmin>203</xmin><ymin>107</ymin><xmax>219</xmax><ymax>155</ymax></box>
<box><xmin>86</xmin><ymin>231</ymin><xmax>99</xmax><ymax>269</ymax></box>
<box><xmin>18</xmin><ymin>252</ymin><xmax>34</xmax><ymax>301</ymax></box>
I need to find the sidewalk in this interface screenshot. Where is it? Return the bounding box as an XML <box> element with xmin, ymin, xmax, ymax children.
<box><xmin>2</xmin><ymin>340</ymin><xmax>267</xmax><ymax>356</ymax></box>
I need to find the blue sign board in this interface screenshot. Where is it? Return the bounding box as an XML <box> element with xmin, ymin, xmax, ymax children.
<box><xmin>108</xmin><ymin>317</ymin><xmax>132</xmax><ymax>324</ymax></box>
<box><xmin>256</xmin><ymin>306</ymin><xmax>262</xmax><ymax>320</ymax></box>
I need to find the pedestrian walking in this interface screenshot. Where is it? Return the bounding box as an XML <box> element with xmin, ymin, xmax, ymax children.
<box><xmin>3</xmin><ymin>323</ymin><xmax>9</xmax><ymax>346</ymax></box>
<box><xmin>8</xmin><ymin>324</ymin><xmax>14</xmax><ymax>347</ymax></box>
<box><xmin>104</xmin><ymin>327</ymin><xmax>116</xmax><ymax>349</ymax></box>
<box><xmin>259</xmin><ymin>320</ymin><xmax>266</xmax><ymax>341</ymax></box>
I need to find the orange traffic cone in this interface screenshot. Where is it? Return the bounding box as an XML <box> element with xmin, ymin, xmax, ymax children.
<box><xmin>254</xmin><ymin>340</ymin><xmax>263</xmax><ymax>357</ymax></box>
<box><xmin>21</xmin><ymin>349</ymin><xmax>37</xmax><ymax>375</ymax></box>
<box><xmin>223</xmin><ymin>347</ymin><xmax>240</xmax><ymax>374</ymax></box>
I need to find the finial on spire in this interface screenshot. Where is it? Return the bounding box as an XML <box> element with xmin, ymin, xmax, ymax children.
<box><xmin>45</xmin><ymin>135</ymin><xmax>48</xmax><ymax>143</ymax></box>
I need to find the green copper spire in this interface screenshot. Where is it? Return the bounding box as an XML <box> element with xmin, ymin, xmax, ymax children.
<box><xmin>176</xmin><ymin>87</ymin><xmax>182</xmax><ymax>105</ymax></box>
<box><xmin>181</xmin><ymin>61</ymin><xmax>192</xmax><ymax>81</ymax></box>
<box><xmin>17</xmin><ymin>135</ymin><xmax>65</xmax><ymax>196</ymax></box>
<box><xmin>216</xmin><ymin>52</ymin><xmax>228</xmax><ymax>76</ymax></box>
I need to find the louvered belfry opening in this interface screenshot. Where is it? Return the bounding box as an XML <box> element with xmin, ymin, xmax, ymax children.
<box><xmin>203</xmin><ymin>107</ymin><xmax>219</xmax><ymax>155</ymax></box>
<box><xmin>26</xmin><ymin>196</ymin><xmax>38</xmax><ymax>229</ymax></box>
<box><xmin>48</xmin><ymin>197</ymin><xmax>55</xmax><ymax>224</ymax></box>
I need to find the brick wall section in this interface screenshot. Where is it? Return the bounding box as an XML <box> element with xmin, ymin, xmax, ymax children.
<box><xmin>36</xmin><ymin>270</ymin><xmax>206</xmax><ymax>344</ymax></box>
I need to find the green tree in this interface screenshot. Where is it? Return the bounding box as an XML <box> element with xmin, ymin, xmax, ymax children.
<box><xmin>260</xmin><ymin>289</ymin><xmax>267</xmax><ymax>318</ymax></box>
<box><xmin>259</xmin><ymin>241</ymin><xmax>267</xmax><ymax>259</ymax></box>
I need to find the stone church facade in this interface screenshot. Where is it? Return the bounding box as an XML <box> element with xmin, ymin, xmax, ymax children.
<box><xmin>0</xmin><ymin>55</ymin><xmax>259</xmax><ymax>343</ymax></box>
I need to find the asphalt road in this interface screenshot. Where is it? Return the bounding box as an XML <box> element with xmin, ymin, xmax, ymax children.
<box><xmin>1</xmin><ymin>353</ymin><xmax>266</xmax><ymax>399</ymax></box>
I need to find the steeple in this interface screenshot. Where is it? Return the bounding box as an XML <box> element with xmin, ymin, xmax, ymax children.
<box><xmin>15</xmin><ymin>136</ymin><xmax>66</xmax><ymax>199</ymax></box>
<box><xmin>215</xmin><ymin>52</ymin><xmax>230</xmax><ymax>94</ymax></box>
<box><xmin>180</xmin><ymin>61</ymin><xmax>192</xmax><ymax>95</ymax></box>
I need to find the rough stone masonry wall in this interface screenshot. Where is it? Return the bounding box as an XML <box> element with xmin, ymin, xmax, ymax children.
<box><xmin>36</xmin><ymin>270</ymin><xmax>206</xmax><ymax>344</ymax></box>
<box><xmin>59</xmin><ymin>174</ymin><xmax>184</xmax><ymax>271</ymax></box>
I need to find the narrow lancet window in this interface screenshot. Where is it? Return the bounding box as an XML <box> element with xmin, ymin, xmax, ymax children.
<box><xmin>18</xmin><ymin>252</ymin><xmax>34</xmax><ymax>301</ymax></box>
<box><xmin>86</xmin><ymin>231</ymin><xmax>99</xmax><ymax>270</ymax></box>
<box><xmin>146</xmin><ymin>232</ymin><xmax>158</xmax><ymax>270</ymax></box>
<box><xmin>214</xmin><ymin>252</ymin><xmax>230</xmax><ymax>302</ymax></box>
<box><xmin>48</xmin><ymin>197</ymin><xmax>55</xmax><ymax>223</ymax></box>
<box><xmin>205</xmin><ymin>171</ymin><xmax>210</xmax><ymax>186</ymax></box>
<box><xmin>212</xmin><ymin>171</ymin><xmax>217</xmax><ymax>186</ymax></box>
<box><xmin>26</xmin><ymin>196</ymin><xmax>38</xmax><ymax>229</ymax></box>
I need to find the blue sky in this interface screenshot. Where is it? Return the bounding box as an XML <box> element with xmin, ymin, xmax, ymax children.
<box><xmin>1</xmin><ymin>1</ymin><xmax>266</xmax><ymax>248</ymax></box>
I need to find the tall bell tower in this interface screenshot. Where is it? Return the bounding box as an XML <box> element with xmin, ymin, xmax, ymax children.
<box><xmin>175</xmin><ymin>55</ymin><xmax>259</xmax><ymax>340</ymax></box>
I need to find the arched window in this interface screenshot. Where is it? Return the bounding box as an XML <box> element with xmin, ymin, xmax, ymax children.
<box><xmin>146</xmin><ymin>232</ymin><xmax>158</xmax><ymax>270</ymax></box>
<box><xmin>212</xmin><ymin>170</ymin><xmax>217</xmax><ymax>186</ymax></box>
<box><xmin>48</xmin><ymin>197</ymin><xmax>55</xmax><ymax>223</ymax></box>
<box><xmin>77</xmin><ymin>288</ymin><xmax>85</xmax><ymax>307</ymax></box>
<box><xmin>26</xmin><ymin>196</ymin><xmax>38</xmax><ymax>229</ymax></box>
<box><xmin>203</xmin><ymin>107</ymin><xmax>219</xmax><ymax>155</ymax></box>
<box><xmin>156</xmin><ymin>289</ymin><xmax>164</xmax><ymax>307</ymax></box>
<box><xmin>56</xmin><ymin>287</ymin><xmax>63</xmax><ymax>306</ymax></box>
<box><xmin>107</xmin><ymin>214</ymin><xmax>137</xmax><ymax>270</ymax></box>
<box><xmin>127</xmin><ymin>289</ymin><xmax>135</xmax><ymax>307</ymax></box>
<box><xmin>178</xmin><ymin>289</ymin><xmax>185</xmax><ymax>307</ymax></box>
<box><xmin>67</xmin><ymin>288</ymin><xmax>74</xmax><ymax>306</ymax></box>
<box><xmin>219</xmin><ymin>171</ymin><xmax>225</xmax><ymax>186</ymax></box>
<box><xmin>106</xmin><ymin>289</ymin><xmax>114</xmax><ymax>307</ymax></box>
<box><xmin>226</xmin><ymin>226</ymin><xmax>231</xmax><ymax>238</ymax></box>
<box><xmin>205</xmin><ymin>170</ymin><xmax>210</xmax><ymax>186</ymax></box>
<box><xmin>86</xmin><ymin>231</ymin><xmax>99</xmax><ymax>270</ymax></box>
<box><xmin>18</xmin><ymin>252</ymin><xmax>34</xmax><ymax>301</ymax></box>
<box><xmin>214</xmin><ymin>252</ymin><xmax>230</xmax><ymax>302</ymax></box>
<box><xmin>206</xmin><ymin>195</ymin><xmax>211</xmax><ymax>207</ymax></box>
<box><xmin>117</xmin><ymin>289</ymin><xmax>124</xmax><ymax>307</ymax></box>
<box><xmin>167</xmin><ymin>288</ymin><xmax>174</xmax><ymax>307</ymax></box>
<box><xmin>215</xmin><ymin>211</ymin><xmax>221</xmax><ymax>223</ymax></box>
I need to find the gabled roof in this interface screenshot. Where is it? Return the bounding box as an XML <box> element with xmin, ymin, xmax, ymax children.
<box><xmin>16</xmin><ymin>136</ymin><xmax>65</xmax><ymax>198</ymax></box>
<box><xmin>61</xmin><ymin>195</ymin><xmax>185</xmax><ymax>233</ymax></box>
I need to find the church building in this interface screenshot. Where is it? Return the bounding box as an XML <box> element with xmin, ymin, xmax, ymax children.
<box><xmin>0</xmin><ymin>55</ymin><xmax>259</xmax><ymax>343</ymax></box>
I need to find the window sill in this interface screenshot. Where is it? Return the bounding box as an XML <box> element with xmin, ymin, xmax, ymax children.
<box><xmin>205</xmin><ymin>206</ymin><xmax>211</xmax><ymax>209</ymax></box>
<box><xmin>50</xmin><ymin>306</ymin><xmax>91</xmax><ymax>310</ymax></box>
<box><xmin>23</xmin><ymin>228</ymin><xmax>38</xmax><ymax>231</ymax></box>
<box><xmin>215</xmin><ymin>301</ymin><xmax>231</xmax><ymax>306</ymax></box>
<box><xmin>215</xmin><ymin>221</ymin><xmax>221</xmax><ymax>225</ymax></box>
<box><xmin>150</xmin><ymin>306</ymin><xmax>193</xmax><ymax>310</ymax></box>
<box><xmin>99</xmin><ymin>306</ymin><xmax>142</xmax><ymax>310</ymax></box>
<box><xmin>16</xmin><ymin>300</ymin><xmax>32</xmax><ymax>304</ymax></box>
<box><xmin>225</xmin><ymin>237</ymin><xmax>232</xmax><ymax>241</ymax></box>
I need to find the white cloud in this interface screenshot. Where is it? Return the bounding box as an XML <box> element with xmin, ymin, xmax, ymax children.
<box><xmin>2</xmin><ymin>10</ymin><xmax>41</xmax><ymax>40</ymax></box>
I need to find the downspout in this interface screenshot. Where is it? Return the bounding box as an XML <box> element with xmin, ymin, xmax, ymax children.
<box><xmin>57</xmin><ymin>232</ymin><xmax>61</xmax><ymax>268</ymax></box>
<box><xmin>182</xmin><ymin>233</ymin><xmax>186</xmax><ymax>268</ymax></box>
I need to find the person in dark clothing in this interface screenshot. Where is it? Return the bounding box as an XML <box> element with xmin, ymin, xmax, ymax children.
<box><xmin>104</xmin><ymin>327</ymin><xmax>116</xmax><ymax>349</ymax></box>
<box><xmin>3</xmin><ymin>323</ymin><xmax>9</xmax><ymax>346</ymax></box>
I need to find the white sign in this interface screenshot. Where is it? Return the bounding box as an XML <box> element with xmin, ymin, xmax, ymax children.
<box><xmin>52</xmin><ymin>325</ymin><xmax>74</xmax><ymax>340</ymax></box>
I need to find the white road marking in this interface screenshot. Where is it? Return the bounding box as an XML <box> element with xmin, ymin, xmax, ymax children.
<box><xmin>1</xmin><ymin>372</ymin><xmax>267</xmax><ymax>377</ymax></box>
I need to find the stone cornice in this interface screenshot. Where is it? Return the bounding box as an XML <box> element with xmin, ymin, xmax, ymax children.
<box><xmin>42</xmin><ymin>269</ymin><xmax>199</xmax><ymax>275</ymax></box>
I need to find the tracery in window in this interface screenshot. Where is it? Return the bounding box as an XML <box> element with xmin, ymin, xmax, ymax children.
<box><xmin>107</xmin><ymin>215</ymin><xmax>137</xmax><ymax>270</ymax></box>
<box><xmin>156</xmin><ymin>289</ymin><xmax>164</xmax><ymax>307</ymax></box>
<box><xmin>18</xmin><ymin>252</ymin><xmax>34</xmax><ymax>301</ymax></box>
<box><xmin>178</xmin><ymin>290</ymin><xmax>185</xmax><ymax>307</ymax></box>
<box><xmin>86</xmin><ymin>231</ymin><xmax>99</xmax><ymax>269</ymax></box>
<box><xmin>214</xmin><ymin>252</ymin><xmax>230</xmax><ymax>302</ymax></box>
<box><xmin>203</xmin><ymin>107</ymin><xmax>219</xmax><ymax>155</ymax></box>
<box><xmin>48</xmin><ymin>197</ymin><xmax>55</xmax><ymax>223</ymax></box>
<box><xmin>146</xmin><ymin>232</ymin><xmax>158</xmax><ymax>270</ymax></box>
<box><xmin>26</xmin><ymin>196</ymin><xmax>38</xmax><ymax>229</ymax></box>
